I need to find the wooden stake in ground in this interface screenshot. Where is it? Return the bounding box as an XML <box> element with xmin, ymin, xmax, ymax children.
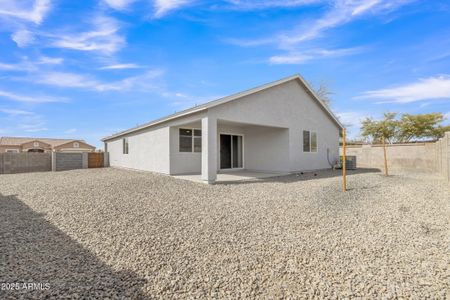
<box><xmin>342</xmin><ymin>128</ymin><xmax>347</xmax><ymax>191</ymax></box>
<box><xmin>382</xmin><ymin>136</ymin><xmax>389</xmax><ymax>176</ymax></box>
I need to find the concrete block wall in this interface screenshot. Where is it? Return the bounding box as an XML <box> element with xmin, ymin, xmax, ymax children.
<box><xmin>53</xmin><ymin>153</ymin><xmax>83</xmax><ymax>171</ymax></box>
<box><xmin>0</xmin><ymin>153</ymin><xmax>52</xmax><ymax>174</ymax></box>
<box><xmin>341</xmin><ymin>143</ymin><xmax>436</xmax><ymax>172</ymax></box>
<box><xmin>340</xmin><ymin>131</ymin><xmax>450</xmax><ymax>182</ymax></box>
<box><xmin>441</xmin><ymin>133</ymin><xmax>450</xmax><ymax>182</ymax></box>
<box><xmin>1</xmin><ymin>152</ymin><xmax>108</xmax><ymax>174</ymax></box>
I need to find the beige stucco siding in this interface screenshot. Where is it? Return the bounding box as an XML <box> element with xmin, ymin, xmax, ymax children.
<box><xmin>20</xmin><ymin>141</ymin><xmax>52</xmax><ymax>152</ymax></box>
<box><xmin>54</xmin><ymin>141</ymin><xmax>95</xmax><ymax>152</ymax></box>
<box><xmin>0</xmin><ymin>146</ymin><xmax>21</xmax><ymax>153</ymax></box>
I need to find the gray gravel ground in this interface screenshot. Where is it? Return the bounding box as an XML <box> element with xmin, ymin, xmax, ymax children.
<box><xmin>0</xmin><ymin>168</ymin><xmax>449</xmax><ymax>299</ymax></box>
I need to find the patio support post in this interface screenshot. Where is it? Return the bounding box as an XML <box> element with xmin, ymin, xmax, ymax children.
<box><xmin>201</xmin><ymin>116</ymin><xmax>217</xmax><ymax>184</ymax></box>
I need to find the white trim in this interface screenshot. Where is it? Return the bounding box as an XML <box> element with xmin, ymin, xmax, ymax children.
<box><xmin>178</xmin><ymin>127</ymin><xmax>202</xmax><ymax>153</ymax></box>
<box><xmin>219</xmin><ymin>132</ymin><xmax>245</xmax><ymax>170</ymax></box>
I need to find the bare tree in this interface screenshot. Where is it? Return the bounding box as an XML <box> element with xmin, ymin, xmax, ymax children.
<box><xmin>312</xmin><ymin>81</ymin><xmax>334</xmax><ymax>107</ymax></box>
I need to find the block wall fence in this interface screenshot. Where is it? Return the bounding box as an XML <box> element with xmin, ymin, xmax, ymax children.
<box><xmin>340</xmin><ymin>132</ymin><xmax>450</xmax><ymax>182</ymax></box>
<box><xmin>0</xmin><ymin>152</ymin><xmax>109</xmax><ymax>174</ymax></box>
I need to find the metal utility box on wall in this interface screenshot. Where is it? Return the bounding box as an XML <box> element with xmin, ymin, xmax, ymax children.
<box><xmin>340</xmin><ymin>156</ymin><xmax>357</xmax><ymax>170</ymax></box>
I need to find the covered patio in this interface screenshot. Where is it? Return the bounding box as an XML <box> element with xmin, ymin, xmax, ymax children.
<box><xmin>170</xmin><ymin>117</ymin><xmax>290</xmax><ymax>184</ymax></box>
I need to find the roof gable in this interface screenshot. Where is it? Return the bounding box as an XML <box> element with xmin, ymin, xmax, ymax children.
<box><xmin>20</xmin><ymin>139</ymin><xmax>52</xmax><ymax>147</ymax></box>
<box><xmin>0</xmin><ymin>137</ymin><xmax>89</xmax><ymax>147</ymax></box>
<box><xmin>55</xmin><ymin>140</ymin><xmax>95</xmax><ymax>149</ymax></box>
<box><xmin>102</xmin><ymin>74</ymin><xmax>343</xmax><ymax>141</ymax></box>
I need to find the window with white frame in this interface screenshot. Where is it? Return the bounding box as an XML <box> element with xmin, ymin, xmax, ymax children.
<box><xmin>123</xmin><ymin>137</ymin><xmax>129</xmax><ymax>154</ymax></box>
<box><xmin>73</xmin><ymin>142</ymin><xmax>79</xmax><ymax>148</ymax></box>
<box><xmin>33</xmin><ymin>142</ymin><xmax>39</xmax><ymax>147</ymax></box>
<box><xmin>303</xmin><ymin>130</ymin><xmax>317</xmax><ymax>152</ymax></box>
<box><xmin>179</xmin><ymin>128</ymin><xmax>202</xmax><ymax>152</ymax></box>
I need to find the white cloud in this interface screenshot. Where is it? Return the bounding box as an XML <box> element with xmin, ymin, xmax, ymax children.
<box><xmin>279</xmin><ymin>0</ymin><xmax>412</xmax><ymax>46</ymax></box>
<box><xmin>0</xmin><ymin>56</ymin><xmax>63</xmax><ymax>72</ymax></box>
<box><xmin>0</xmin><ymin>62</ymin><xmax>18</xmax><ymax>70</ymax></box>
<box><xmin>31</xmin><ymin>69</ymin><xmax>165</xmax><ymax>92</ymax></box>
<box><xmin>96</xmin><ymin>69</ymin><xmax>165</xmax><ymax>91</ymax></box>
<box><xmin>269</xmin><ymin>53</ymin><xmax>313</xmax><ymax>65</ymax></box>
<box><xmin>225</xmin><ymin>0</ymin><xmax>322</xmax><ymax>9</ymax></box>
<box><xmin>20</xmin><ymin>120</ymin><xmax>48</xmax><ymax>132</ymax></box>
<box><xmin>37</xmin><ymin>56</ymin><xmax>63</xmax><ymax>64</ymax></box>
<box><xmin>269</xmin><ymin>47</ymin><xmax>362</xmax><ymax>64</ymax></box>
<box><xmin>357</xmin><ymin>76</ymin><xmax>450</xmax><ymax>103</ymax></box>
<box><xmin>0</xmin><ymin>108</ymin><xmax>34</xmax><ymax>116</ymax></box>
<box><xmin>64</xmin><ymin>128</ymin><xmax>78</xmax><ymax>133</ymax></box>
<box><xmin>228</xmin><ymin>0</ymin><xmax>413</xmax><ymax>48</ymax></box>
<box><xmin>0</xmin><ymin>107</ymin><xmax>48</xmax><ymax>132</ymax></box>
<box><xmin>336</xmin><ymin>111</ymin><xmax>370</xmax><ymax>138</ymax></box>
<box><xmin>0</xmin><ymin>0</ymin><xmax>51</xmax><ymax>24</ymax></box>
<box><xmin>35</xmin><ymin>72</ymin><xmax>100</xmax><ymax>89</ymax></box>
<box><xmin>99</xmin><ymin>63</ymin><xmax>141</xmax><ymax>70</ymax></box>
<box><xmin>11</xmin><ymin>29</ymin><xmax>35</xmax><ymax>47</ymax></box>
<box><xmin>0</xmin><ymin>90</ymin><xmax>65</xmax><ymax>103</ymax></box>
<box><xmin>103</xmin><ymin>0</ymin><xmax>136</xmax><ymax>10</ymax></box>
<box><xmin>153</xmin><ymin>0</ymin><xmax>192</xmax><ymax>18</ymax></box>
<box><xmin>50</xmin><ymin>16</ymin><xmax>125</xmax><ymax>54</ymax></box>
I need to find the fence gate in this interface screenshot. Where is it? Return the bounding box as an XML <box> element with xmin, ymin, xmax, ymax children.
<box><xmin>88</xmin><ymin>153</ymin><xmax>104</xmax><ymax>168</ymax></box>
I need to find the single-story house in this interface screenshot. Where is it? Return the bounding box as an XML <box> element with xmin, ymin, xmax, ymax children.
<box><xmin>102</xmin><ymin>74</ymin><xmax>344</xmax><ymax>183</ymax></box>
<box><xmin>0</xmin><ymin>137</ymin><xmax>96</xmax><ymax>153</ymax></box>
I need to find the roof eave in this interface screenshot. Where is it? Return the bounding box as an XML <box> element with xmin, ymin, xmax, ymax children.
<box><xmin>101</xmin><ymin>74</ymin><xmax>344</xmax><ymax>141</ymax></box>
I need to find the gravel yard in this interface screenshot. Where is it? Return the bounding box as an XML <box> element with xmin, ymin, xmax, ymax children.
<box><xmin>1</xmin><ymin>168</ymin><xmax>449</xmax><ymax>299</ymax></box>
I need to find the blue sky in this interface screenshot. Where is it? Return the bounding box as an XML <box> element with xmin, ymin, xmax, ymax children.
<box><xmin>0</xmin><ymin>0</ymin><xmax>450</xmax><ymax>147</ymax></box>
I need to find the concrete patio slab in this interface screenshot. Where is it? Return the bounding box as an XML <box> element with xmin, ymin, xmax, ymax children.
<box><xmin>173</xmin><ymin>170</ymin><xmax>290</xmax><ymax>184</ymax></box>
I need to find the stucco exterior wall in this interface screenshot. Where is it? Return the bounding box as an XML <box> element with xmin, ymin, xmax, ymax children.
<box><xmin>106</xmin><ymin>125</ymin><xmax>170</xmax><ymax>174</ymax></box>
<box><xmin>208</xmin><ymin>80</ymin><xmax>340</xmax><ymax>172</ymax></box>
<box><xmin>105</xmin><ymin>80</ymin><xmax>340</xmax><ymax>175</ymax></box>
<box><xmin>169</xmin><ymin>122</ymin><xmax>247</xmax><ymax>174</ymax></box>
<box><xmin>243</xmin><ymin>127</ymin><xmax>290</xmax><ymax>172</ymax></box>
<box><xmin>169</xmin><ymin>126</ymin><xmax>202</xmax><ymax>174</ymax></box>
<box><xmin>20</xmin><ymin>141</ymin><xmax>52</xmax><ymax>152</ymax></box>
<box><xmin>0</xmin><ymin>146</ymin><xmax>21</xmax><ymax>153</ymax></box>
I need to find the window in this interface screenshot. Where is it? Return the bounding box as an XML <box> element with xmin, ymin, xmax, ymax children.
<box><xmin>6</xmin><ymin>149</ymin><xmax>19</xmax><ymax>153</ymax></box>
<box><xmin>179</xmin><ymin>129</ymin><xmax>193</xmax><ymax>152</ymax></box>
<box><xmin>179</xmin><ymin>128</ymin><xmax>202</xmax><ymax>152</ymax></box>
<box><xmin>303</xmin><ymin>130</ymin><xmax>310</xmax><ymax>152</ymax></box>
<box><xmin>33</xmin><ymin>142</ymin><xmax>39</xmax><ymax>147</ymax></box>
<box><xmin>311</xmin><ymin>132</ymin><xmax>317</xmax><ymax>152</ymax></box>
<box><xmin>73</xmin><ymin>142</ymin><xmax>79</xmax><ymax>148</ymax></box>
<box><xmin>193</xmin><ymin>129</ymin><xmax>202</xmax><ymax>152</ymax></box>
<box><xmin>303</xmin><ymin>130</ymin><xmax>317</xmax><ymax>152</ymax></box>
<box><xmin>123</xmin><ymin>137</ymin><xmax>129</xmax><ymax>154</ymax></box>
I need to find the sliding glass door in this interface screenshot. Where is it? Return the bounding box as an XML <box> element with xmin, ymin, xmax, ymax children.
<box><xmin>220</xmin><ymin>134</ymin><xmax>243</xmax><ymax>169</ymax></box>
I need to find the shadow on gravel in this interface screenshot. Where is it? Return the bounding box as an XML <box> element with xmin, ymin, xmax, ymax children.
<box><xmin>219</xmin><ymin>168</ymin><xmax>381</xmax><ymax>185</ymax></box>
<box><xmin>0</xmin><ymin>193</ymin><xmax>149</xmax><ymax>299</ymax></box>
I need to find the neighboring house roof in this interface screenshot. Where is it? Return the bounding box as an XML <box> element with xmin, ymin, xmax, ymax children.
<box><xmin>0</xmin><ymin>137</ymin><xmax>89</xmax><ymax>147</ymax></box>
<box><xmin>102</xmin><ymin>74</ymin><xmax>344</xmax><ymax>141</ymax></box>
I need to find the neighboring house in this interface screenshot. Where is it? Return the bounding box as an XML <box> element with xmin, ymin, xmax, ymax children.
<box><xmin>102</xmin><ymin>74</ymin><xmax>344</xmax><ymax>183</ymax></box>
<box><xmin>0</xmin><ymin>137</ymin><xmax>96</xmax><ymax>153</ymax></box>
